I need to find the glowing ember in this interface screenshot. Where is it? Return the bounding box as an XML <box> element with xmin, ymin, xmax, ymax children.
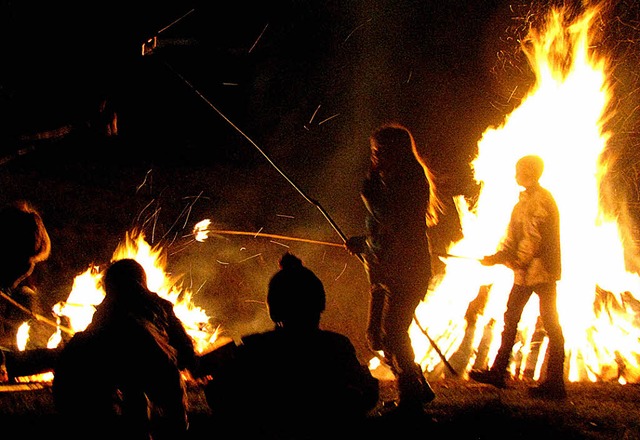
<box><xmin>413</xmin><ymin>5</ymin><xmax>640</xmax><ymax>384</ymax></box>
<box><xmin>53</xmin><ymin>230</ymin><xmax>220</xmax><ymax>354</ymax></box>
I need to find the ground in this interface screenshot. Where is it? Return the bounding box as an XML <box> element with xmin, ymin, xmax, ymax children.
<box><xmin>2</xmin><ymin>378</ymin><xmax>639</xmax><ymax>439</ymax></box>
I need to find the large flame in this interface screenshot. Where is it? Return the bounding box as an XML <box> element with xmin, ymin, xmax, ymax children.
<box><xmin>53</xmin><ymin>230</ymin><xmax>221</xmax><ymax>355</ymax></box>
<box><xmin>413</xmin><ymin>5</ymin><xmax>640</xmax><ymax>383</ymax></box>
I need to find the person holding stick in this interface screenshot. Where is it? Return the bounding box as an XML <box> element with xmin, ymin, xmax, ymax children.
<box><xmin>0</xmin><ymin>200</ymin><xmax>54</xmax><ymax>381</ymax></box>
<box><xmin>345</xmin><ymin>123</ymin><xmax>442</xmax><ymax>415</ymax></box>
<box><xmin>468</xmin><ymin>154</ymin><xmax>566</xmax><ymax>400</ymax></box>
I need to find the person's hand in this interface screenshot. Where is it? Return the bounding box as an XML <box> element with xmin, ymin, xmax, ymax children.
<box><xmin>345</xmin><ymin>236</ymin><xmax>367</xmax><ymax>255</ymax></box>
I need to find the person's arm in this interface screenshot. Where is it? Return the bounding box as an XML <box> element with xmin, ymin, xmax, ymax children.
<box><xmin>192</xmin><ymin>339</ymin><xmax>238</xmax><ymax>379</ymax></box>
<box><xmin>487</xmin><ymin>193</ymin><xmax>549</xmax><ymax>269</ymax></box>
<box><xmin>4</xmin><ymin>346</ymin><xmax>61</xmax><ymax>379</ymax></box>
<box><xmin>345</xmin><ymin>173</ymin><xmax>383</xmax><ymax>257</ymax></box>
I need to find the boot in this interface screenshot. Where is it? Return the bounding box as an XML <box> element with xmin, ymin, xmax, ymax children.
<box><xmin>396</xmin><ymin>363</ymin><xmax>435</xmax><ymax>412</ymax></box>
<box><xmin>530</xmin><ymin>344</ymin><xmax>566</xmax><ymax>399</ymax></box>
<box><xmin>416</xmin><ymin>365</ymin><xmax>436</xmax><ymax>404</ymax></box>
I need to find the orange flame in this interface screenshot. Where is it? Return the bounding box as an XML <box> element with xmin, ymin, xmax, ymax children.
<box><xmin>53</xmin><ymin>230</ymin><xmax>221</xmax><ymax>355</ymax></box>
<box><xmin>413</xmin><ymin>5</ymin><xmax>640</xmax><ymax>383</ymax></box>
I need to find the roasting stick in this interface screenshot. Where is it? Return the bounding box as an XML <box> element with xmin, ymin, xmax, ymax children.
<box><xmin>438</xmin><ymin>253</ymin><xmax>482</xmax><ymax>261</ymax></box>
<box><xmin>164</xmin><ymin>63</ymin><xmax>363</xmax><ymax>263</ymax></box>
<box><xmin>0</xmin><ymin>290</ymin><xmax>74</xmax><ymax>336</ymax></box>
<box><xmin>207</xmin><ymin>229</ymin><xmax>344</xmax><ymax>248</ymax></box>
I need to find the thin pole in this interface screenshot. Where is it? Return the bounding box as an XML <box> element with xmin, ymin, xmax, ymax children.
<box><xmin>160</xmin><ymin>61</ymin><xmax>360</xmax><ymax>260</ymax></box>
<box><xmin>0</xmin><ymin>291</ymin><xmax>73</xmax><ymax>336</ymax></box>
<box><xmin>414</xmin><ymin>313</ymin><xmax>459</xmax><ymax>376</ymax></box>
<box><xmin>208</xmin><ymin>229</ymin><xmax>343</xmax><ymax>248</ymax></box>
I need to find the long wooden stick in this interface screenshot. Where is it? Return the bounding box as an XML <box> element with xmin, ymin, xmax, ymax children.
<box><xmin>414</xmin><ymin>313</ymin><xmax>459</xmax><ymax>376</ymax></box>
<box><xmin>208</xmin><ymin>229</ymin><xmax>344</xmax><ymax>248</ymax></box>
<box><xmin>0</xmin><ymin>290</ymin><xmax>74</xmax><ymax>336</ymax></box>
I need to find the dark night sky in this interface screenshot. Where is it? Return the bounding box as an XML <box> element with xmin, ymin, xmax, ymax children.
<box><xmin>1</xmin><ymin>0</ymin><xmax>639</xmax><ymax>357</ymax></box>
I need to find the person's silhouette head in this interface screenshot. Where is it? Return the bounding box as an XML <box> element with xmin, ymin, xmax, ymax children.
<box><xmin>516</xmin><ymin>155</ymin><xmax>545</xmax><ymax>189</ymax></box>
<box><xmin>0</xmin><ymin>200</ymin><xmax>51</xmax><ymax>290</ymax></box>
<box><xmin>101</xmin><ymin>258</ymin><xmax>148</xmax><ymax>304</ymax></box>
<box><xmin>370</xmin><ymin>123</ymin><xmax>416</xmax><ymax>175</ymax></box>
<box><xmin>369</xmin><ymin>122</ymin><xmax>441</xmax><ymax>226</ymax></box>
<box><xmin>267</xmin><ymin>253</ymin><xmax>325</xmax><ymax>328</ymax></box>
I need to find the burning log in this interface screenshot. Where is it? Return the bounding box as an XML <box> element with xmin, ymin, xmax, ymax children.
<box><xmin>521</xmin><ymin>317</ymin><xmax>546</xmax><ymax>381</ymax></box>
<box><xmin>446</xmin><ymin>285</ymin><xmax>490</xmax><ymax>378</ymax></box>
<box><xmin>411</xmin><ymin>3</ymin><xmax>640</xmax><ymax>385</ymax></box>
<box><xmin>471</xmin><ymin>318</ymin><xmax>496</xmax><ymax>372</ymax></box>
<box><xmin>3</xmin><ymin>347</ymin><xmax>60</xmax><ymax>381</ymax></box>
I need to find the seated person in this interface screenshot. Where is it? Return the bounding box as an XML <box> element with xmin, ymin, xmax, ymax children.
<box><xmin>199</xmin><ymin>252</ymin><xmax>380</xmax><ymax>438</ymax></box>
<box><xmin>52</xmin><ymin>258</ymin><xmax>195</xmax><ymax>440</ymax></box>
<box><xmin>0</xmin><ymin>200</ymin><xmax>54</xmax><ymax>381</ymax></box>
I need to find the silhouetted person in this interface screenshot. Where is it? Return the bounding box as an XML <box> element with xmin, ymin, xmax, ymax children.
<box><xmin>53</xmin><ymin>258</ymin><xmax>196</xmax><ymax>439</ymax></box>
<box><xmin>199</xmin><ymin>252</ymin><xmax>379</xmax><ymax>439</ymax></box>
<box><xmin>469</xmin><ymin>155</ymin><xmax>566</xmax><ymax>400</ymax></box>
<box><xmin>0</xmin><ymin>200</ymin><xmax>53</xmax><ymax>381</ymax></box>
<box><xmin>345</xmin><ymin>123</ymin><xmax>441</xmax><ymax>414</ymax></box>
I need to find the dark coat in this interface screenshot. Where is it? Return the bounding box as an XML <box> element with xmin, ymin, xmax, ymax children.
<box><xmin>203</xmin><ymin>327</ymin><xmax>379</xmax><ymax>438</ymax></box>
<box><xmin>52</xmin><ymin>288</ymin><xmax>194</xmax><ymax>440</ymax></box>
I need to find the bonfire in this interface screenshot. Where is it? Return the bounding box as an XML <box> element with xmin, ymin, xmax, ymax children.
<box><xmin>6</xmin><ymin>2</ymin><xmax>640</xmax><ymax>393</ymax></box>
<box><xmin>410</xmin><ymin>3</ymin><xmax>640</xmax><ymax>385</ymax></box>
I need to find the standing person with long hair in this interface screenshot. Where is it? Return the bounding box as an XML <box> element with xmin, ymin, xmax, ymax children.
<box><xmin>346</xmin><ymin>123</ymin><xmax>442</xmax><ymax>415</ymax></box>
